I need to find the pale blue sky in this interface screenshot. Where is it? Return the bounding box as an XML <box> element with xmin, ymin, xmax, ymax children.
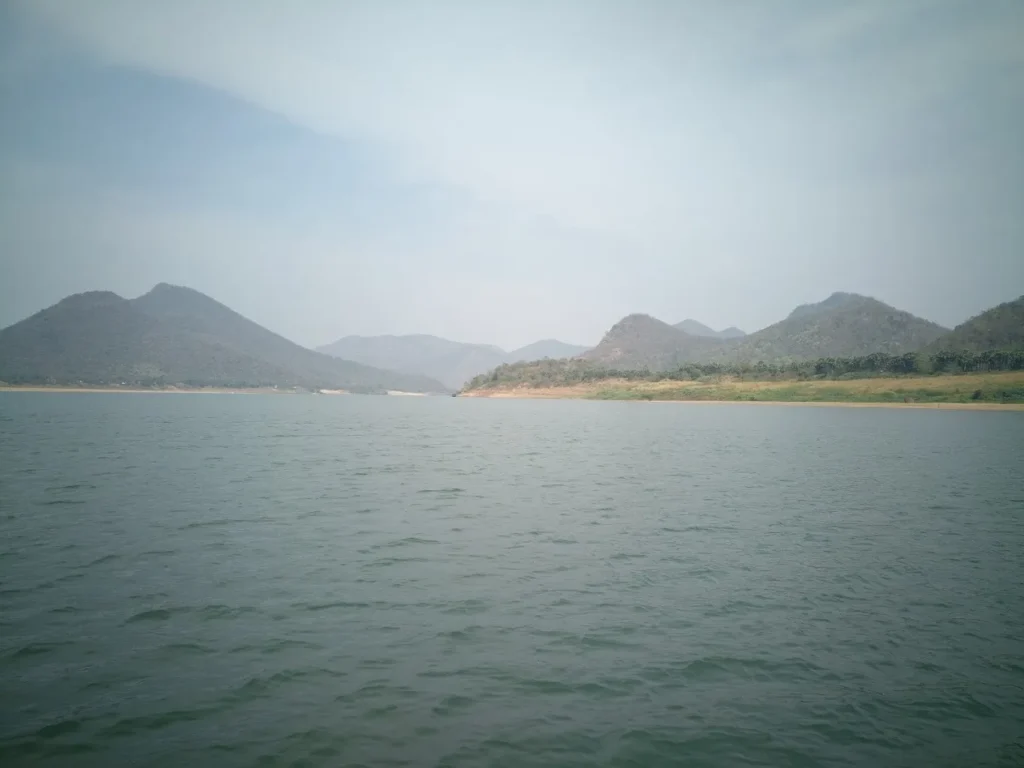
<box><xmin>1</xmin><ymin>1</ymin><xmax>1022</xmax><ymax>349</ymax></box>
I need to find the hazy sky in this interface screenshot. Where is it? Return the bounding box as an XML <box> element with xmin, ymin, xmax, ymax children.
<box><xmin>1</xmin><ymin>1</ymin><xmax>1022</xmax><ymax>349</ymax></box>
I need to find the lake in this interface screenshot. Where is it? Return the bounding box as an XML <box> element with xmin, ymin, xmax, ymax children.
<box><xmin>1</xmin><ymin>393</ymin><xmax>1023</xmax><ymax>767</ymax></box>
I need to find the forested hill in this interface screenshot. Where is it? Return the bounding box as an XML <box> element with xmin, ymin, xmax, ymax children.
<box><xmin>718</xmin><ymin>292</ymin><xmax>948</xmax><ymax>363</ymax></box>
<box><xmin>463</xmin><ymin>293</ymin><xmax>1023</xmax><ymax>391</ymax></box>
<box><xmin>581</xmin><ymin>314</ymin><xmax>726</xmax><ymax>369</ymax></box>
<box><xmin>575</xmin><ymin>294</ymin><xmax>948</xmax><ymax>373</ymax></box>
<box><xmin>0</xmin><ymin>285</ymin><xmax>447</xmax><ymax>392</ymax></box>
<box><xmin>464</xmin><ymin>348</ymin><xmax>1024</xmax><ymax>393</ymax></box>
<box><xmin>926</xmin><ymin>295</ymin><xmax>1024</xmax><ymax>352</ymax></box>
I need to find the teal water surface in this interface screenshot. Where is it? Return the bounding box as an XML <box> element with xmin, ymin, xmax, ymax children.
<box><xmin>1</xmin><ymin>393</ymin><xmax>1023</xmax><ymax>767</ymax></box>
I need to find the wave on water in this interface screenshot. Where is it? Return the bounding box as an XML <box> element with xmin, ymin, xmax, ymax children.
<box><xmin>2</xmin><ymin>395</ymin><xmax>1023</xmax><ymax>766</ymax></box>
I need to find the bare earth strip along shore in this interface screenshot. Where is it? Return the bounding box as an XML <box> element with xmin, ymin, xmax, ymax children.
<box><xmin>5</xmin><ymin>372</ymin><xmax>1024</xmax><ymax>410</ymax></box>
<box><xmin>459</xmin><ymin>371</ymin><xmax>1024</xmax><ymax>410</ymax></box>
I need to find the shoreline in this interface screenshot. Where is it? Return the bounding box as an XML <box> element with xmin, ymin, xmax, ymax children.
<box><xmin>459</xmin><ymin>391</ymin><xmax>1024</xmax><ymax>411</ymax></box>
<box><xmin>0</xmin><ymin>386</ymin><xmax>449</xmax><ymax>396</ymax></box>
<box><xmin>0</xmin><ymin>386</ymin><xmax>299</xmax><ymax>395</ymax></box>
<box><xmin>4</xmin><ymin>384</ymin><xmax>1020</xmax><ymax>410</ymax></box>
<box><xmin>459</xmin><ymin>372</ymin><xmax>1024</xmax><ymax>410</ymax></box>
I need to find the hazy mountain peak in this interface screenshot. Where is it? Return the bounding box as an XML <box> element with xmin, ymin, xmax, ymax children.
<box><xmin>718</xmin><ymin>326</ymin><xmax>747</xmax><ymax>339</ymax></box>
<box><xmin>137</xmin><ymin>283</ymin><xmax>219</xmax><ymax>306</ymax></box>
<box><xmin>787</xmin><ymin>291</ymin><xmax>867</xmax><ymax>320</ymax></box>
<box><xmin>318</xmin><ymin>333</ymin><xmax>507</xmax><ymax>390</ymax></box>
<box><xmin>318</xmin><ymin>334</ymin><xmax>590</xmax><ymax>388</ymax></box>
<box><xmin>148</xmin><ymin>282</ymin><xmax>190</xmax><ymax>293</ymax></box>
<box><xmin>674</xmin><ymin>319</ymin><xmax>746</xmax><ymax>339</ymax></box>
<box><xmin>505</xmin><ymin>339</ymin><xmax>589</xmax><ymax>363</ymax></box>
<box><xmin>826</xmin><ymin>291</ymin><xmax>857</xmax><ymax>302</ymax></box>
<box><xmin>134</xmin><ymin>283</ymin><xmax>228</xmax><ymax>311</ymax></box>
<box><xmin>613</xmin><ymin>313</ymin><xmax>672</xmax><ymax>330</ymax></box>
<box><xmin>674</xmin><ymin>319</ymin><xmax>717</xmax><ymax>336</ymax></box>
<box><xmin>54</xmin><ymin>290</ymin><xmax>125</xmax><ymax>309</ymax></box>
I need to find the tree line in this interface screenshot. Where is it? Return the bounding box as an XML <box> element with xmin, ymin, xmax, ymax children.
<box><xmin>467</xmin><ymin>349</ymin><xmax>1024</xmax><ymax>390</ymax></box>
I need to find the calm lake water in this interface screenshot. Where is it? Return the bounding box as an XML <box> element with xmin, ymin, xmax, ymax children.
<box><xmin>1</xmin><ymin>393</ymin><xmax>1023</xmax><ymax>767</ymax></box>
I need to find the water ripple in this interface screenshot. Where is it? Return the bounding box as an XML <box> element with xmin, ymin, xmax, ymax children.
<box><xmin>1</xmin><ymin>394</ymin><xmax>1022</xmax><ymax>766</ymax></box>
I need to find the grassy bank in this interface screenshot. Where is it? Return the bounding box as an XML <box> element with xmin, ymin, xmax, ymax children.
<box><xmin>461</xmin><ymin>371</ymin><xmax>1024</xmax><ymax>407</ymax></box>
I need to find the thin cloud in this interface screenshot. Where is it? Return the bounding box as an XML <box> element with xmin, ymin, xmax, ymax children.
<box><xmin>4</xmin><ymin>1</ymin><xmax>1023</xmax><ymax>344</ymax></box>
<box><xmin>22</xmin><ymin>1</ymin><xmax>1021</xmax><ymax>233</ymax></box>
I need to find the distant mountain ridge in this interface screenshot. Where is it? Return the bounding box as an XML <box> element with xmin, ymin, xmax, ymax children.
<box><xmin>323</xmin><ymin>292</ymin><xmax>953</xmax><ymax>384</ymax></box>
<box><xmin>318</xmin><ymin>335</ymin><xmax>589</xmax><ymax>389</ymax></box>
<box><xmin>317</xmin><ymin>334</ymin><xmax>505</xmax><ymax>391</ymax></box>
<box><xmin>579</xmin><ymin>292</ymin><xmax>950</xmax><ymax>372</ymax></box>
<box><xmin>6</xmin><ymin>286</ymin><xmax>1010</xmax><ymax>391</ymax></box>
<box><xmin>505</xmin><ymin>339</ymin><xmax>590</xmax><ymax>363</ymax></box>
<box><xmin>0</xmin><ymin>284</ymin><xmax>447</xmax><ymax>392</ymax></box>
<box><xmin>674</xmin><ymin>319</ymin><xmax>746</xmax><ymax>339</ymax></box>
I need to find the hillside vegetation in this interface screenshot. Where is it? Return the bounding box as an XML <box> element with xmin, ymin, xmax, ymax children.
<box><xmin>463</xmin><ymin>372</ymin><xmax>1024</xmax><ymax>406</ymax></box>
<box><xmin>577</xmin><ymin>293</ymin><xmax>948</xmax><ymax>373</ymax></box>
<box><xmin>926</xmin><ymin>295</ymin><xmax>1024</xmax><ymax>352</ymax></box>
<box><xmin>464</xmin><ymin>291</ymin><xmax>1023</xmax><ymax>398</ymax></box>
<box><xmin>0</xmin><ymin>285</ymin><xmax>447</xmax><ymax>392</ymax></box>
<box><xmin>582</xmin><ymin>314</ymin><xmax>726</xmax><ymax>369</ymax></box>
<box><xmin>466</xmin><ymin>348</ymin><xmax>1024</xmax><ymax>393</ymax></box>
<box><xmin>721</xmin><ymin>292</ymin><xmax>948</xmax><ymax>363</ymax></box>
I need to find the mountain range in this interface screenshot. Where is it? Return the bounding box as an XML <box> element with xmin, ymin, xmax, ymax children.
<box><xmin>3</xmin><ymin>286</ymin><xmax>1020</xmax><ymax>392</ymax></box>
<box><xmin>317</xmin><ymin>336</ymin><xmax>589</xmax><ymax>390</ymax></box>
<box><xmin>0</xmin><ymin>284</ymin><xmax>447</xmax><ymax>393</ymax></box>
<box><xmin>582</xmin><ymin>292</ymin><xmax>956</xmax><ymax>371</ymax></box>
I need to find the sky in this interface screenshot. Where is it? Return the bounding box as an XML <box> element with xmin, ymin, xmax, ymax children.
<box><xmin>1</xmin><ymin>0</ymin><xmax>1022</xmax><ymax>350</ymax></box>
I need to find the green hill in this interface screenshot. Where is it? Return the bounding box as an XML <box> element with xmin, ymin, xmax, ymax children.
<box><xmin>0</xmin><ymin>285</ymin><xmax>447</xmax><ymax>392</ymax></box>
<box><xmin>718</xmin><ymin>292</ymin><xmax>948</xmax><ymax>364</ymax></box>
<box><xmin>577</xmin><ymin>294</ymin><xmax>945</xmax><ymax>374</ymax></box>
<box><xmin>926</xmin><ymin>295</ymin><xmax>1024</xmax><ymax>352</ymax></box>
<box><xmin>581</xmin><ymin>314</ymin><xmax>727</xmax><ymax>370</ymax></box>
<box><xmin>462</xmin><ymin>292</ymin><xmax>963</xmax><ymax>388</ymax></box>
